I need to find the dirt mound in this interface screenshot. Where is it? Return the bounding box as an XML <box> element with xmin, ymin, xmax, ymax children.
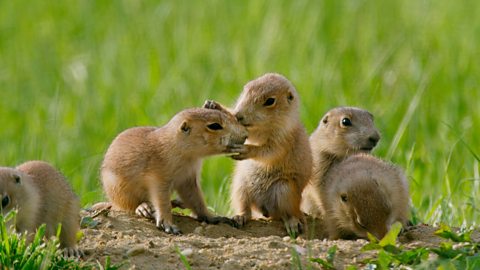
<box><xmin>78</xmin><ymin>209</ymin><xmax>477</xmax><ymax>269</ymax></box>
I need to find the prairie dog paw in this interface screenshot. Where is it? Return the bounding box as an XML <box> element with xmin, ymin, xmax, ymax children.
<box><xmin>135</xmin><ymin>202</ymin><xmax>155</xmax><ymax>219</ymax></box>
<box><xmin>284</xmin><ymin>217</ymin><xmax>304</xmax><ymax>237</ymax></box>
<box><xmin>232</xmin><ymin>215</ymin><xmax>249</xmax><ymax>227</ymax></box>
<box><xmin>156</xmin><ymin>219</ymin><xmax>181</xmax><ymax>235</ymax></box>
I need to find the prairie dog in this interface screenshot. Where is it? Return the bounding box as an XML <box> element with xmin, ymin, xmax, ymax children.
<box><xmin>322</xmin><ymin>154</ymin><xmax>410</xmax><ymax>239</ymax></box>
<box><xmin>0</xmin><ymin>161</ymin><xmax>81</xmax><ymax>257</ymax></box>
<box><xmin>301</xmin><ymin>107</ymin><xmax>381</xmax><ymax>217</ymax></box>
<box><xmin>101</xmin><ymin>102</ymin><xmax>247</xmax><ymax>234</ymax></box>
<box><xmin>230</xmin><ymin>73</ymin><xmax>312</xmax><ymax>236</ymax></box>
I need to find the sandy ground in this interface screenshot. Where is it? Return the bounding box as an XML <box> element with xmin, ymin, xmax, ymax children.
<box><xmin>77</xmin><ymin>208</ymin><xmax>479</xmax><ymax>270</ymax></box>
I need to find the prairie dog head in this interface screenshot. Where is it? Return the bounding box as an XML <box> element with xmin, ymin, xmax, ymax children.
<box><xmin>332</xmin><ymin>178</ymin><xmax>392</xmax><ymax>239</ymax></box>
<box><xmin>233</xmin><ymin>73</ymin><xmax>300</xmax><ymax>141</ymax></box>
<box><xmin>0</xmin><ymin>168</ymin><xmax>28</xmax><ymax>215</ymax></box>
<box><xmin>326</xmin><ymin>154</ymin><xmax>409</xmax><ymax>240</ymax></box>
<box><xmin>312</xmin><ymin>107</ymin><xmax>380</xmax><ymax>158</ymax></box>
<box><xmin>168</xmin><ymin>104</ymin><xmax>248</xmax><ymax>157</ymax></box>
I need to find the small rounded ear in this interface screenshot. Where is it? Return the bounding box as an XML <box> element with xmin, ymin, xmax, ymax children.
<box><xmin>13</xmin><ymin>174</ymin><xmax>21</xmax><ymax>184</ymax></box>
<box><xmin>180</xmin><ymin>121</ymin><xmax>191</xmax><ymax>134</ymax></box>
<box><xmin>287</xmin><ymin>92</ymin><xmax>294</xmax><ymax>103</ymax></box>
<box><xmin>322</xmin><ymin>115</ymin><xmax>329</xmax><ymax>124</ymax></box>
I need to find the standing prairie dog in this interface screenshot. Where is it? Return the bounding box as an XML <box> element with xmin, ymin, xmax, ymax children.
<box><xmin>230</xmin><ymin>73</ymin><xmax>312</xmax><ymax>236</ymax></box>
<box><xmin>301</xmin><ymin>107</ymin><xmax>381</xmax><ymax>217</ymax></box>
<box><xmin>322</xmin><ymin>154</ymin><xmax>410</xmax><ymax>239</ymax></box>
<box><xmin>0</xmin><ymin>161</ymin><xmax>81</xmax><ymax>257</ymax></box>
<box><xmin>101</xmin><ymin>102</ymin><xmax>248</xmax><ymax>234</ymax></box>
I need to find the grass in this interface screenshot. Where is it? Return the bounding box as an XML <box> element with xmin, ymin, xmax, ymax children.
<box><xmin>0</xmin><ymin>211</ymin><xmax>123</xmax><ymax>270</ymax></box>
<box><xmin>0</xmin><ymin>0</ymin><xmax>479</xmax><ymax>227</ymax></box>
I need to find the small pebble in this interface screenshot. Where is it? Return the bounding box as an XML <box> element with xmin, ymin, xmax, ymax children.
<box><xmin>126</xmin><ymin>246</ymin><xmax>146</xmax><ymax>257</ymax></box>
<box><xmin>282</xmin><ymin>236</ymin><xmax>291</xmax><ymax>242</ymax></box>
<box><xmin>105</xmin><ymin>222</ymin><xmax>114</xmax><ymax>229</ymax></box>
<box><xmin>194</xmin><ymin>226</ymin><xmax>204</xmax><ymax>235</ymax></box>
<box><xmin>293</xmin><ymin>245</ymin><xmax>307</xmax><ymax>255</ymax></box>
<box><xmin>268</xmin><ymin>241</ymin><xmax>284</xmax><ymax>249</ymax></box>
<box><xmin>181</xmin><ymin>248</ymin><xmax>193</xmax><ymax>257</ymax></box>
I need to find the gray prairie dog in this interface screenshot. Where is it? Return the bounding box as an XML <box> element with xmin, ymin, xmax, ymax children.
<box><xmin>0</xmin><ymin>161</ymin><xmax>81</xmax><ymax>257</ymax></box>
<box><xmin>301</xmin><ymin>107</ymin><xmax>381</xmax><ymax>217</ymax></box>
<box><xmin>230</xmin><ymin>73</ymin><xmax>312</xmax><ymax>236</ymax></box>
<box><xmin>101</xmin><ymin>102</ymin><xmax>247</xmax><ymax>234</ymax></box>
<box><xmin>322</xmin><ymin>154</ymin><xmax>410</xmax><ymax>239</ymax></box>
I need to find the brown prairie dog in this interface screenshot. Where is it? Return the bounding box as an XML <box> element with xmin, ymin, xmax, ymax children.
<box><xmin>101</xmin><ymin>102</ymin><xmax>248</xmax><ymax>234</ymax></box>
<box><xmin>0</xmin><ymin>161</ymin><xmax>81</xmax><ymax>257</ymax></box>
<box><xmin>301</xmin><ymin>107</ymin><xmax>381</xmax><ymax>217</ymax></box>
<box><xmin>322</xmin><ymin>154</ymin><xmax>410</xmax><ymax>239</ymax></box>
<box><xmin>230</xmin><ymin>73</ymin><xmax>312</xmax><ymax>236</ymax></box>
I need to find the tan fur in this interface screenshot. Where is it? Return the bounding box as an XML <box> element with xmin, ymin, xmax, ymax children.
<box><xmin>301</xmin><ymin>107</ymin><xmax>381</xmax><ymax>217</ymax></box>
<box><xmin>101</xmin><ymin>104</ymin><xmax>247</xmax><ymax>234</ymax></box>
<box><xmin>230</xmin><ymin>73</ymin><xmax>312</xmax><ymax>235</ymax></box>
<box><xmin>0</xmin><ymin>161</ymin><xmax>81</xmax><ymax>256</ymax></box>
<box><xmin>322</xmin><ymin>154</ymin><xmax>410</xmax><ymax>239</ymax></box>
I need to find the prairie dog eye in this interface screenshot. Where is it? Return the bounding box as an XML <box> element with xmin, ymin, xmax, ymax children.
<box><xmin>207</xmin><ymin>123</ymin><xmax>223</xmax><ymax>130</ymax></box>
<box><xmin>341</xmin><ymin>117</ymin><xmax>352</xmax><ymax>127</ymax></box>
<box><xmin>2</xmin><ymin>195</ymin><xmax>10</xmax><ymax>208</ymax></box>
<box><xmin>341</xmin><ymin>194</ymin><xmax>348</xmax><ymax>202</ymax></box>
<box><xmin>263</xmin><ymin>98</ymin><xmax>276</xmax><ymax>107</ymax></box>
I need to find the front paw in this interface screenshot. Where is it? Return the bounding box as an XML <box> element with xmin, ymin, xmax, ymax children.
<box><xmin>232</xmin><ymin>215</ymin><xmax>249</xmax><ymax>228</ymax></box>
<box><xmin>156</xmin><ymin>219</ymin><xmax>182</xmax><ymax>235</ymax></box>
<box><xmin>227</xmin><ymin>144</ymin><xmax>251</xmax><ymax>160</ymax></box>
<box><xmin>63</xmin><ymin>247</ymin><xmax>84</xmax><ymax>258</ymax></box>
<box><xmin>284</xmin><ymin>217</ymin><xmax>304</xmax><ymax>238</ymax></box>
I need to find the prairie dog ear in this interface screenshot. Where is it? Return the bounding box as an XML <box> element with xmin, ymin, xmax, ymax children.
<box><xmin>287</xmin><ymin>91</ymin><xmax>294</xmax><ymax>103</ymax></box>
<box><xmin>203</xmin><ymin>100</ymin><xmax>230</xmax><ymax>114</ymax></box>
<box><xmin>180</xmin><ymin>121</ymin><xmax>191</xmax><ymax>135</ymax></box>
<box><xmin>13</xmin><ymin>174</ymin><xmax>21</xmax><ymax>184</ymax></box>
<box><xmin>322</xmin><ymin>115</ymin><xmax>329</xmax><ymax>124</ymax></box>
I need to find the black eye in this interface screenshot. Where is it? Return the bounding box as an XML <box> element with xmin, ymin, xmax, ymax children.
<box><xmin>341</xmin><ymin>194</ymin><xmax>348</xmax><ymax>202</ymax></box>
<box><xmin>2</xmin><ymin>195</ymin><xmax>10</xmax><ymax>208</ymax></box>
<box><xmin>341</xmin><ymin>118</ymin><xmax>352</xmax><ymax>127</ymax></box>
<box><xmin>263</xmin><ymin>98</ymin><xmax>276</xmax><ymax>107</ymax></box>
<box><xmin>207</xmin><ymin>123</ymin><xmax>223</xmax><ymax>130</ymax></box>
<box><xmin>14</xmin><ymin>175</ymin><xmax>20</xmax><ymax>183</ymax></box>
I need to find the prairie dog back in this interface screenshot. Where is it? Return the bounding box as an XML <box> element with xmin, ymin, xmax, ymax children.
<box><xmin>0</xmin><ymin>161</ymin><xmax>81</xmax><ymax>256</ymax></box>
<box><xmin>101</xmin><ymin>104</ymin><xmax>247</xmax><ymax>234</ymax></box>
<box><xmin>322</xmin><ymin>154</ymin><xmax>410</xmax><ymax>240</ymax></box>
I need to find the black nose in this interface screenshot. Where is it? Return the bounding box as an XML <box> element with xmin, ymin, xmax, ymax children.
<box><xmin>368</xmin><ymin>134</ymin><xmax>380</xmax><ymax>146</ymax></box>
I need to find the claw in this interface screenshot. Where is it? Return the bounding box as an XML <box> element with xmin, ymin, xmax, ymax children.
<box><xmin>135</xmin><ymin>202</ymin><xmax>155</xmax><ymax>219</ymax></box>
<box><xmin>232</xmin><ymin>215</ymin><xmax>248</xmax><ymax>228</ymax></box>
<box><xmin>284</xmin><ymin>217</ymin><xmax>303</xmax><ymax>238</ymax></box>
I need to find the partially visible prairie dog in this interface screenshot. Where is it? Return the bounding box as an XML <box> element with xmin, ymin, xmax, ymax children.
<box><xmin>301</xmin><ymin>107</ymin><xmax>381</xmax><ymax>217</ymax></box>
<box><xmin>101</xmin><ymin>102</ymin><xmax>248</xmax><ymax>234</ymax></box>
<box><xmin>230</xmin><ymin>73</ymin><xmax>312</xmax><ymax>236</ymax></box>
<box><xmin>322</xmin><ymin>154</ymin><xmax>410</xmax><ymax>240</ymax></box>
<box><xmin>0</xmin><ymin>161</ymin><xmax>81</xmax><ymax>257</ymax></box>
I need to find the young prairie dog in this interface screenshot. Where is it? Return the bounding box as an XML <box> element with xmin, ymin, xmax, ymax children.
<box><xmin>322</xmin><ymin>154</ymin><xmax>410</xmax><ymax>239</ymax></box>
<box><xmin>0</xmin><ymin>161</ymin><xmax>81</xmax><ymax>257</ymax></box>
<box><xmin>101</xmin><ymin>102</ymin><xmax>247</xmax><ymax>234</ymax></box>
<box><xmin>301</xmin><ymin>107</ymin><xmax>381</xmax><ymax>217</ymax></box>
<box><xmin>230</xmin><ymin>73</ymin><xmax>312</xmax><ymax>236</ymax></box>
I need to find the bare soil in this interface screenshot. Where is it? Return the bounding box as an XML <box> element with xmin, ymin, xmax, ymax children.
<box><xmin>78</xmin><ymin>209</ymin><xmax>479</xmax><ymax>270</ymax></box>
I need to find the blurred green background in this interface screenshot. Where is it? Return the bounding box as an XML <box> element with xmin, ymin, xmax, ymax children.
<box><xmin>0</xmin><ymin>0</ymin><xmax>478</xmax><ymax>226</ymax></box>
